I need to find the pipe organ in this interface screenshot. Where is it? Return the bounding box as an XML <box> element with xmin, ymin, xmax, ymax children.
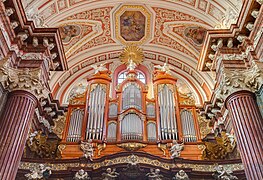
<box><xmin>61</xmin><ymin>68</ymin><xmax>202</xmax><ymax>160</ymax></box>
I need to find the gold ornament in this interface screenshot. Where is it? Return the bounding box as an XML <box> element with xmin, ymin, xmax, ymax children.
<box><xmin>117</xmin><ymin>142</ymin><xmax>146</xmax><ymax>151</ymax></box>
<box><xmin>119</xmin><ymin>46</ymin><xmax>144</xmax><ymax>65</ymax></box>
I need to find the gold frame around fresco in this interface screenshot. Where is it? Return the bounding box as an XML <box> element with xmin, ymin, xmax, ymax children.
<box><xmin>114</xmin><ymin>5</ymin><xmax>152</xmax><ymax>46</ymax></box>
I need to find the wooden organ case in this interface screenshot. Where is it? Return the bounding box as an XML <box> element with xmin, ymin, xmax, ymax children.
<box><xmin>60</xmin><ymin>68</ymin><xmax>203</xmax><ymax>160</ymax></box>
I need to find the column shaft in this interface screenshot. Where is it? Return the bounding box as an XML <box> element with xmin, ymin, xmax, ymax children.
<box><xmin>226</xmin><ymin>90</ymin><xmax>263</xmax><ymax>180</ymax></box>
<box><xmin>0</xmin><ymin>90</ymin><xmax>37</xmax><ymax>180</ymax></box>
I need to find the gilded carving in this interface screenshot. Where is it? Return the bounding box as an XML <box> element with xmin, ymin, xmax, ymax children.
<box><xmin>117</xmin><ymin>142</ymin><xmax>147</xmax><ymax>151</ymax></box>
<box><xmin>157</xmin><ymin>143</ymin><xmax>167</xmax><ymax>156</ymax></box>
<box><xmin>97</xmin><ymin>142</ymin><xmax>106</xmax><ymax>156</ymax></box>
<box><xmin>202</xmin><ymin>132</ymin><xmax>236</xmax><ymax>160</ymax></box>
<box><xmin>19</xmin><ymin>154</ymin><xmax>244</xmax><ymax>172</ymax></box>
<box><xmin>197</xmin><ymin>115</ymin><xmax>212</xmax><ymax>139</ymax></box>
<box><xmin>52</xmin><ymin>114</ymin><xmax>67</xmax><ymax>139</ymax></box>
<box><xmin>26</xmin><ymin>131</ymin><xmax>61</xmax><ymax>159</ymax></box>
<box><xmin>119</xmin><ymin>46</ymin><xmax>144</xmax><ymax>65</ymax></box>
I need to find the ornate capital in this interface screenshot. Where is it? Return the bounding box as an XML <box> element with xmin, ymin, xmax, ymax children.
<box><xmin>215</xmin><ymin>61</ymin><xmax>263</xmax><ymax>100</ymax></box>
<box><xmin>0</xmin><ymin>58</ymin><xmax>50</xmax><ymax>99</ymax></box>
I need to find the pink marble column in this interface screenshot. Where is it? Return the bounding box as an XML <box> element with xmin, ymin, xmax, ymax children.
<box><xmin>0</xmin><ymin>90</ymin><xmax>37</xmax><ymax>180</ymax></box>
<box><xmin>226</xmin><ymin>90</ymin><xmax>263</xmax><ymax>180</ymax></box>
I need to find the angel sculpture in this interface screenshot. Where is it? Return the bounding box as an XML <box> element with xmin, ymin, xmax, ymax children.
<box><xmin>170</xmin><ymin>140</ymin><xmax>184</xmax><ymax>159</ymax></box>
<box><xmin>212</xmin><ymin>165</ymin><xmax>238</xmax><ymax>180</ymax></box>
<box><xmin>80</xmin><ymin>140</ymin><xmax>94</xmax><ymax>161</ymax></box>
<box><xmin>102</xmin><ymin>168</ymin><xmax>119</xmax><ymax>180</ymax></box>
<box><xmin>127</xmin><ymin>59</ymin><xmax>137</xmax><ymax>71</ymax></box>
<box><xmin>74</xmin><ymin>169</ymin><xmax>91</xmax><ymax>180</ymax></box>
<box><xmin>25</xmin><ymin>164</ymin><xmax>52</xmax><ymax>180</ymax></box>
<box><xmin>154</xmin><ymin>63</ymin><xmax>170</xmax><ymax>74</ymax></box>
<box><xmin>173</xmin><ymin>170</ymin><xmax>190</xmax><ymax>180</ymax></box>
<box><xmin>146</xmin><ymin>168</ymin><xmax>163</xmax><ymax>180</ymax></box>
<box><xmin>91</xmin><ymin>62</ymin><xmax>108</xmax><ymax>74</ymax></box>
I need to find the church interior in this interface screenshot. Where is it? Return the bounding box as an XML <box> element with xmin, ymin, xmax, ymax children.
<box><xmin>0</xmin><ymin>0</ymin><xmax>262</xmax><ymax>179</ymax></box>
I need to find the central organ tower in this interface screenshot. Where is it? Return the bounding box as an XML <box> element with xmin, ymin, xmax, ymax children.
<box><xmin>61</xmin><ymin>47</ymin><xmax>202</xmax><ymax>159</ymax></box>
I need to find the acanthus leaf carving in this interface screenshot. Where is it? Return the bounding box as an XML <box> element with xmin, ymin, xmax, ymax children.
<box><xmin>0</xmin><ymin>59</ymin><xmax>49</xmax><ymax>99</ymax></box>
<box><xmin>215</xmin><ymin>61</ymin><xmax>263</xmax><ymax>100</ymax></box>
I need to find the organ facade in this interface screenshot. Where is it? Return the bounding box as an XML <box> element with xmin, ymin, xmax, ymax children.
<box><xmin>0</xmin><ymin>0</ymin><xmax>262</xmax><ymax>179</ymax></box>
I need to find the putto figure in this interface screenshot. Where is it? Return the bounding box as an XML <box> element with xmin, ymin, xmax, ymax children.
<box><xmin>80</xmin><ymin>140</ymin><xmax>94</xmax><ymax>161</ymax></box>
<box><xmin>212</xmin><ymin>165</ymin><xmax>238</xmax><ymax>180</ymax></box>
<box><xmin>173</xmin><ymin>170</ymin><xmax>190</xmax><ymax>180</ymax></box>
<box><xmin>25</xmin><ymin>164</ymin><xmax>52</xmax><ymax>179</ymax></box>
<box><xmin>74</xmin><ymin>169</ymin><xmax>91</xmax><ymax>180</ymax></box>
<box><xmin>90</xmin><ymin>63</ymin><xmax>108</xmax><ymax>74</ymax></box>
<box><xmin>170</xmin><ymin>140</ymin><xmax>184</xmax><ymax>159</ymax></box>
<box><xmin>146</xmin><ymin>168</ymin><xmax>163</xmax><ymax>180</ymax></box>
<box><xmin>154</xmin><ymin>62</ymin><xmax>170</xmax><ymax>74</ymax></box>
<box><xmin>102</xmin><ymin>168</ymin><xmax>119</xmax><ymax>180</ymax></box>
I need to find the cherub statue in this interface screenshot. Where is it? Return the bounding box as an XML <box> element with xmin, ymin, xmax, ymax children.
<box><xmin>80</xmin><ymin>140</ymin><xmax>94</xmax><ymax>161</ymax></box>
<box><xmin>173</xmin><ymin>170</ymin><xmax>190</xmax><ymax>180</ymax></box>
<box><xmin>212</xmin><ymin>165</ymin><xmax>238</xmax><ymax>180</ymax></box>
<box><xmin>102</xmin><ymin>168</ymin><xmax>119</xmax><ymax>180</ymax></box>
<box><xmin>154</xmin><ymin>62</ymin><xmax>170</xmax><ymax>74</ymax></box>
<box><xmin>146</xmin><ymin>168</ymin><xmax>163</xmax><ymax>180</ymax></box>
<box><xmin>91</xmin><ymin>63</ymin><xmax>108</xmax><ymax>74</ymax></box>
<box><xmin>127</xmin><ymin>58</ymin><xmax>137</xmax><ymax>71</ymax></box>
<box><xmin>74</xmin><ymin>169</ymin><xmax>91</xmax><ymax>180</ymax></box>
<box><xmin>170</xmin><ymin>140</ymin><xmax>184</xmax><ymax>159</ymax></box>
<box><xmin>25</xmin><ymin>164</ymin><xmax>52</xmax><ymax>179</ymax></box>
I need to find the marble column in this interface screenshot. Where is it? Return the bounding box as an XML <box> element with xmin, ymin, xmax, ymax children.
<box><xmin>226</xmin><ymin>90</ymin><xmax>263</xmax><ymax>180</ymax></box>
<box><xmin>0</xmin><ymin>90</ymin><xmax>37</xmax><ymax>180</ymax></box>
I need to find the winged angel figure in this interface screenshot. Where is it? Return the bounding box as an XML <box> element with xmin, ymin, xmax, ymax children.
<box><xmin>91</xmin><ymin>62</ymin><xmax>108</xmax><ymax>74</ymax></box>
<box><xmin>154</xmin><ymin>63</ymin><xmax>170</xmax><ymax>74</ymax></box>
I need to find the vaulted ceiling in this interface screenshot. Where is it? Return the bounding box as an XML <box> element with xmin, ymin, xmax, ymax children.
<box><xmin>21</xmin><ymin>0</ymin><xmax>243</xmax><ymax>105</ymax></box>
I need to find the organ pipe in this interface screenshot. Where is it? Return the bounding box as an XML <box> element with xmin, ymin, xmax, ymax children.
<box><xmin>180</xmin><ymin>109</ymin><xmax>197</xmax><ymax>142</ymax></box>
<box><xmin>158</xmin><ymin>85</ymin><xmax>178</xmax><ymax>140</ymax></box>
<box><xmin>86</xmin><ymin>84</ymin><xmax>106</xmax><ymax>140</ymax></box>
<box><xmin>66</xmin><ymin>109</ymin><xmax>84</xmax><ymax>142</ymax></box>
<box><xmin>121</xmin><ymin>113</ymin><xmax>143</xmax><ymax>140</ymax></box>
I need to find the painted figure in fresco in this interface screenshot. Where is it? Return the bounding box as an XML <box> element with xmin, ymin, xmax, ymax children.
<box><xmin>184</xmin><ymin>27</ymin><xmax>207</xmax><ymax>45</ymax></box>
<box><xmin>120</xmin><ymin>11</ymin><xmax>145</xmax><ymax>41</ymax></box>
<box><xmin>59</xmin><ymin>25</ymin><xmax>81</xmax><ymax>43</ymax></box>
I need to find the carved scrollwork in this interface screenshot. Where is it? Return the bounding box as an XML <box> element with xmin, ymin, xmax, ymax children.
<box><xmin>26</xmin><ymin>131</ymin><xmax>61</xmax><ymax>159</ymax></box>
<box><xmin>117</xmin><ymin>142</ymin><xmax>147</xmax><ymax>151</ymax></box>
<box><xmin>202</xmin><ymin>132</ymin><xmax>236</xmax><ymax>160</ymax></box>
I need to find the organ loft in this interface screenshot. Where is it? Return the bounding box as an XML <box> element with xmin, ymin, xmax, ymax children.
<box><xmin>0</xmin><ymin>0</ymin><xmax>262</xmax><ymax>180</ymax></box>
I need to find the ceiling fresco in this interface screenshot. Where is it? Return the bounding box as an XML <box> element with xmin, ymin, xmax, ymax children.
<box><xmin>20</xmin><ymin>0</ymin><xmax>243</xmax><ymax>105</ymax></box>
<box><xmin>120</xmin><ymin>11</ymin><xmax>145</xmax><ymax>41</ymax></box>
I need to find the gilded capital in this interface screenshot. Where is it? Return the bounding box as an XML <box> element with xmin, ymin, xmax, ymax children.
<box><xmin>0</xmin><ymin>58</ymin><xmax>50</xmax><ymax>99</ymax></box>
<box><xmin>215</xmin><ymin>61</ymin><xmax>263</xmax><ymax>100</ymax></box>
